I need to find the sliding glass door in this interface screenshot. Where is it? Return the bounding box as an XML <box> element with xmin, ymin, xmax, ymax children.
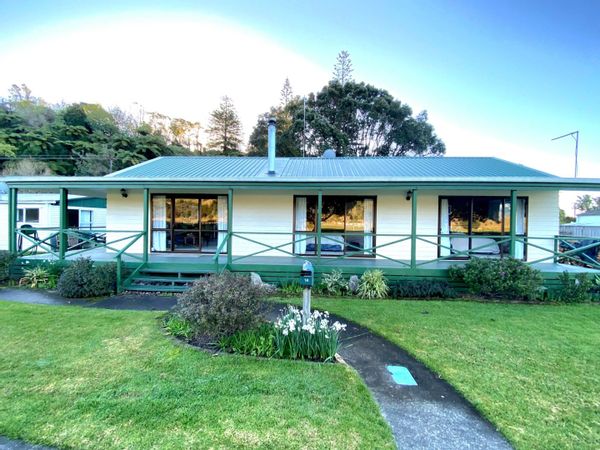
<box><xmin>294</xmin><ymin>195</ymin><xmax>376</xmax><ymax>257</ymax></box>
<box><xmin>151</xmin><ymin>194</ymin><xmax>228</xmax><ymax>253</ymax></box>
<box><xmin>439</xmin><ymin>196</ymin><xmax>527</xmax><ymax>259</ymax></box>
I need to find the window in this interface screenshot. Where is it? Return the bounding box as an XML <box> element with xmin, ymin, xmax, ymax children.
<box><xmin>79</xmin><ymin>210</ymin><xmax>93</xmax><ymax>230</ymax></box>
<box><xmin>439</xmin><ymin>196</ymin><xmax>528</xmax><ymax>259</ymax></box>
<box><xmin>17</xmin><ymin>208</ymin><xmax>40</xmax><ymax>223</ymax></box>
<box><xmin>151</xmin><ymin>194</ymin><xmax>228</xmax><ymax>253</ymax></box>
<box><xmin>294</xmin><ymin>196</ymin><xmax>376</xmax><ymax>257</ymax></box>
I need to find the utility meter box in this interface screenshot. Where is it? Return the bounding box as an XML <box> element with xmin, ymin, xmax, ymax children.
<box><xmin>299</xmin><ymin>260</ymin><xmax>314</xmax><ymax>287</ymax></box>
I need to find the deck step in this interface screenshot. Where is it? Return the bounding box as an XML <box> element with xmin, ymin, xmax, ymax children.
<box><xmin>124</xmin><ymin>284</ymin><xmax>189</xmax><ymax>293</ymax></box>
<box><xmin>131</xmin><ymin>275</ymin><xmax>200</xmax><ymax>283</ymax></box>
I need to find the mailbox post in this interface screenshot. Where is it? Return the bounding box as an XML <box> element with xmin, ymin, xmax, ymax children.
<box><xmin>299</xmin><ymin>260</ymin><xmax>314</xmax><ymax>324</ymax></box>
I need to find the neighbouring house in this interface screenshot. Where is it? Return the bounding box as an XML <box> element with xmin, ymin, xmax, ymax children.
<box><xmin>3</xmin><ymin>122</ymin><xmax>600</xmax><ymax>292</ymax></box>
<box><xmin>560</xmin><ymin>209</ymin><xmax>600</xmax><ymax>241</ymax></box>
<box><xmin>0</xmin><ymin>182</ymin><xmax>106</xmax><ymax>252</ymax></box>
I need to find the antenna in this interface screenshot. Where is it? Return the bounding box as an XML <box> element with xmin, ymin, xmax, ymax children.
<box><xmin>303</xmin><ymin>96</ymin><xmax>306</xmax><ymax>157</ymax></box>
<box><xmin>551</xmin><ymin>131</ymin><xmax>579</xmax><ymax>178</ymax></box>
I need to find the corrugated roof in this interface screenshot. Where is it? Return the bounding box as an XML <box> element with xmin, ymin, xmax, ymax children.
<box><xmin>105</xmin><ymin>156</ymin><xmax>556</xmax><ymax>180</ymax></box>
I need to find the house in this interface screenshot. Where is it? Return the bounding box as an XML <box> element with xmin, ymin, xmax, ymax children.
<box><xmin>560</xmin><ymin>209</ymin><xmax>600</xmax><ymax>239</ymax></box>
<box><xmin>0</xmin><ymin>182</ymin><xmax>106</xmax><ymax>252</ymax></box>
<box><xmin>3</xmin><ymin>122</ymin><xmax>600</xmax><ymax>292</ymax></box>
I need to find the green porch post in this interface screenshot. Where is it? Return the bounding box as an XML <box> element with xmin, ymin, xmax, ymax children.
<box><xmin>227</xmin><ymin>188</ymin><xmax>233</xmax><ymax>268</ymax></box>
<box><xmin>142</xmin><ymin>188</ymin><xmax>149</xmax><ymax>263</ymax></box>
<box><xmin>509</xmin><ymin>189</ymin><xmax>517</xmax><ymax>258</ymax></box>
<box><xmin>8</xmin><ymin>188</ymin><xmax>17</xmax><ymax>254</ymax></box>
<box><xmin>410</xmin><ymin>189</ymin><xmax>418</xmax><ymax>269</ymax></box>
<box><xmin>316</xmin><ymin>190</ymin><xmax>323</xmax><ymax>261</ymax></box>
<box><xmin>59</xmin><ymin>188</ymin><xmax>68</xmax><ymax>260</ymax></box>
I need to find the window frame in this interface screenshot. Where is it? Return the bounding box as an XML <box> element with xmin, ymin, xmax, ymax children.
<box><xmin>437</xmin><ymin>195</ymin><xmax>529</xmax><ymax>259</ymax></box>
<box><xmin>150</xmin><ymin>194</ymin><xmax>228</xmax><ymax>254</ymax></box>
<box><xmin>293</xmin><ymin>195</ymin><xmax>377</xmax><ymax>258</ymax></box>
<box><xmin>17</xmin><ymin>207</ymin><xmax>40</xmax><ymax>223</ymax></box>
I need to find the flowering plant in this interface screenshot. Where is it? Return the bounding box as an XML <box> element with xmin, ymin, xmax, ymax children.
<box><xmin>273</xmin><ymin>306</ymin><xmax>346</xmax><ymax>362</ymax></box>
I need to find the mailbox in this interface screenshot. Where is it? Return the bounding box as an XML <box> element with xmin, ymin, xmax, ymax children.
<box><xmin>299</xmin><ymin>260</ymin><xmax>314</xmax><ymax>287</ymax></box>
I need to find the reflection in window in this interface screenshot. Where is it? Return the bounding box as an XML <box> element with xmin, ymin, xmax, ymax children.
<box><xmin>151</xmin><ymin>195</ymin><xmax>227</xmax><ymax>253</ymax></box>
<box><xmin>440</xmin><ymin>196</ymin><xmax>528</xmax><ymax>259</ymax></box>
<box><xmin>294</xmin><ymin>196</ymin><xmax>375</xmax><ymax>256</ymax></box>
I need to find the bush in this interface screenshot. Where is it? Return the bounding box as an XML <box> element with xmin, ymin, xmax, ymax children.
<box><xmin>0</xmin><ymin>251</ymin><xmax>15</xmax><ymax>283</ymax></box>
<box><xmin>321</xmin><ymin>269</ymin><xmax>349</xmax><ymax>296</ymax></box>
<box><xmin>57</xmin><ymin>258</ymin><xmax>116</xmax><ymax>298</ymax></box>
<box><xmin>551</xmin><ymin>272</ymin><xmax>593</xmax><ymax>303</ymax></box>
<box><xmin>393</xmin><ymin>279</ymin><xmax>455</xmax><ymax>299</ymax></box>
<box><xmin>279</xmin><ymin>280</ymin><xmax>303</xmax><ymax>296</ymax></box>
<box><xmin>19</xmin><ymin>266</ymin><xmax>51</xmax><ymax>289</ymax></box>
<box><xmin>358</xmin><ymin>269</ymin><xmax>389</xmax><ymax>299</ymax></box>
<box><xmin>162</xmin><ymin>314</ymin><xmax>194</xmax><ymax>340</ymax></box>
<box><xmin>218</xmin><ymin>324</ymin><xmax>276</xmax><ymax>357</ymax></box>
<box><xmin>273</xmin><ymin>306</ymin><xmax>345</xmax><ymax>362</ymax></box>
<box><xmin>449</xmin><ymin>258</ymin><xmax>543</xmax><ymax>300</ymax></box>
<box><xmin>176</xmin><ymin>271</ymin><xmax>267</xmax><ymax>337</ymax></box>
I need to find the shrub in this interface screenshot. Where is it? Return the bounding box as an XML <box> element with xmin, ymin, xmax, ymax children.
<box><xmin>162</xmin><ymin>314</ymin><xmax>194</xmax><ymax>340</ymax></box>
<box><xmin>393</xmin><ymin>279</ymin><xmax>455</xmax><ymax>299</ymax></box>
<box><xmin>0</xmin><ymin>251</ymin><xmax>15</xmax><ymax>283</ymax></box>
<box><xmin>218</xmin><ymin>324</ymin><xmax>276</xmax><ymax>357</ymax></box>
<box><xmin>176</xmin><ymin>271</ymin><xmax>267</xmax><ymax>337</ymax></box>
<box><xmin>19</xmin><ymin>266</ymin><xmax>51</xmax><ymax>289</ymax></box>
<box><xmin>321</xmin><ymin>269</ymin><xmax>349</xmax><ymax>296</ymax></box>
<box><xmin>551</xmin><ymin>272</ymin><xmax>593</xmax><ymax>303</ymax></box>
<box><xmin>449</xmin><ymin>258</ymin><xmax>543</xmax><ymax>300</ymax></box>
<box><xmin>273</xmin><ymin>306</ymin><xmax>346</xmax><ymax>362</ymax></box>
<box><xmin>358</xmin><ymin>269</ymin><xmax>389</xmax><ymax>299</ymax></box>
<box><xmin>279</xmin><ymin>280</ymin><xmax>303</xmax><ymax>296</ymax></box>
<box><xmin>57</xmin><ymin>258</ymin><xmax>116</xmax><ymax>298</ymax></box>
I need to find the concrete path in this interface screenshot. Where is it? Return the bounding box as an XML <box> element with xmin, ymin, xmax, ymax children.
<box><xmin>0</xmin><ymin>289</ymin><xmax>512</xmax><ymax>449</ymax></box>
<box><xmin>336</xmin><ymin>316</ymin><xmax>512</xmax><ymax>449</ymax></box>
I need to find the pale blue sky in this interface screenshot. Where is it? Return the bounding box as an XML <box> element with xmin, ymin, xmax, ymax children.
<box><xmin>0</xmin><ymin>0</ymin><xmax>598</xmax><ymax>189</ymax></box>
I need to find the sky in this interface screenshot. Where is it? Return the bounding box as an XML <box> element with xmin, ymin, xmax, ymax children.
<box><xmin>0</xmin><ymin>0</ymin><xmax>599</xmax><ymax>209</ymax></box>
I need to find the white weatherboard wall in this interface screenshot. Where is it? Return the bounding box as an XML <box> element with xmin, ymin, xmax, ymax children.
<box><xmin>107</xmin><ymin>188</ymin><xmax>559</xmax><ymax>262</ymax></box>
<box><xmin>106</xmin><ymin>190</ymin><xmax>145</xmax><ymax>253</ymax></box>
<box><xmin>231</xmin><ymin>191</ymin><xmax>294</xmax><ymax>257</ymax></box>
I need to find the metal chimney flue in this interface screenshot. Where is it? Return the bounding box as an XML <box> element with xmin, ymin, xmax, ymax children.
<box><xmin>267</xmin><ymin>118</ymin><xmax>276</xmax><ymax>174</ymax></box>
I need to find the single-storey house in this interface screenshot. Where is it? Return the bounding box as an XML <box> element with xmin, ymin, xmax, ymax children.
<box><xmin>4</xmin><ymin>123</ymin><xmax>600</xmax><ymax>292</ymax></box>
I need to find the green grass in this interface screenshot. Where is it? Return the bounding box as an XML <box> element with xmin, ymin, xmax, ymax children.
<box><xmin>0</xmin><ymin>301</ymin><xmax>394</xmax><ymax>449</ymax></box>
<box><xmin>274</xmin><ymin>297</ymin><xmax>600</xmax><ymax>450</ymax></box>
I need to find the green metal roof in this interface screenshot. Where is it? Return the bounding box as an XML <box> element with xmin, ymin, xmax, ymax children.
<box><xmin>3</xmin><ymin>156</ymin><xmax>600</xmax><ymax>191</ymax></box>
<box><xmin>106</xmin><ymin>156</ymin><xmax>554</xmax><ymax>180</ymax></box>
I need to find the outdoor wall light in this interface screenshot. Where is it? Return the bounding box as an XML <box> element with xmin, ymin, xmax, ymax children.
<box><xmin>405</xmin><ymin>190</ymin><xmax>413</xmax><ymax>201</ymax></box>
<box><xmin>120</xmin><ymin>189</ymin><xmax>128</xmax><ymax>198</ymax></box>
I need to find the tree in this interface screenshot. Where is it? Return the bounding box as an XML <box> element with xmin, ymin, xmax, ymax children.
<box><xmin>247</xmin><ymin>98</ymin><xmax>304</xmax><ymax>156</ymax></box>
<box><xmin>280</xmin><ymin>78</ymin><xmax>294</xmax><ymax>107</ymax></box>
<box><xmin>559</xmin><ymin>209</ymin><xmax>576</xmax><ymax>224</ymax></box>
<box><xmin>0</xmin><ymin>84</ymin><xmax>192</xmax><ymax>176</ymax></box>
<box><xmin>207</xmin><ymin>96</ymin><xmax>243</xmax><ymax>155</ymax></box>
<box><xmin>574</xmin><ymin>195</ymin><xmax>600</xmax><ymax>212</ymax></box>
<box><xmin>332</xmin><ymin>50</ymin><xmax>353</xmax><ymax>85</ymax></box>
<box><xmin>290</xmin><ymin>81</ymin><xmax>445</xmax><ymax>156</ymax></box>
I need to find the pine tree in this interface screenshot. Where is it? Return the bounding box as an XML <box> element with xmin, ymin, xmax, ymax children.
<box><xmin>332</xmin><ymin>50</ymin><xmax>353</xmax><ymax>85</ymax></box>
<box><xmin>280</xmin><ymin>78</ymin><xmax>294</xmax><ymax>107</ymax></box>
<box><xmin>207</xmin><ymin>96</ymin><xmax>243</xmax><ymax>155</ymax></box>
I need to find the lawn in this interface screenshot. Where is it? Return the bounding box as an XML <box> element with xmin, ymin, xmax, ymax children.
<box><xmin>0</xmin><ymin>301</ymin><xmax>394</xmax><ymax>449</ymax></box>
<box><xmin>280</xmin><ymin>297</ymin><xmax>600</xmax><ymax>450</ymax></box>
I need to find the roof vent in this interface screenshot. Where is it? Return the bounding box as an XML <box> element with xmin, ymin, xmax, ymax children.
<box><xmin>323</xmin><ymin>149</ymin><xmax>336</xmax><ymax>159</ymax></box>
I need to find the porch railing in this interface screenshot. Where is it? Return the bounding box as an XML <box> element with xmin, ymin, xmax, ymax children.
<box><xmin>14</xmin><ymin>226</ymin><xmax>146</xmax><ymax>292</ymax></box>
<box><xmin>14</xmin><ymin>228</ymin><xmax>600</xmax><ymax>278</ymax></box>
<box><xmin>210</xmin><ymin>231</ymin><xmax>600</xmax><ymax>272</ymax></box>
